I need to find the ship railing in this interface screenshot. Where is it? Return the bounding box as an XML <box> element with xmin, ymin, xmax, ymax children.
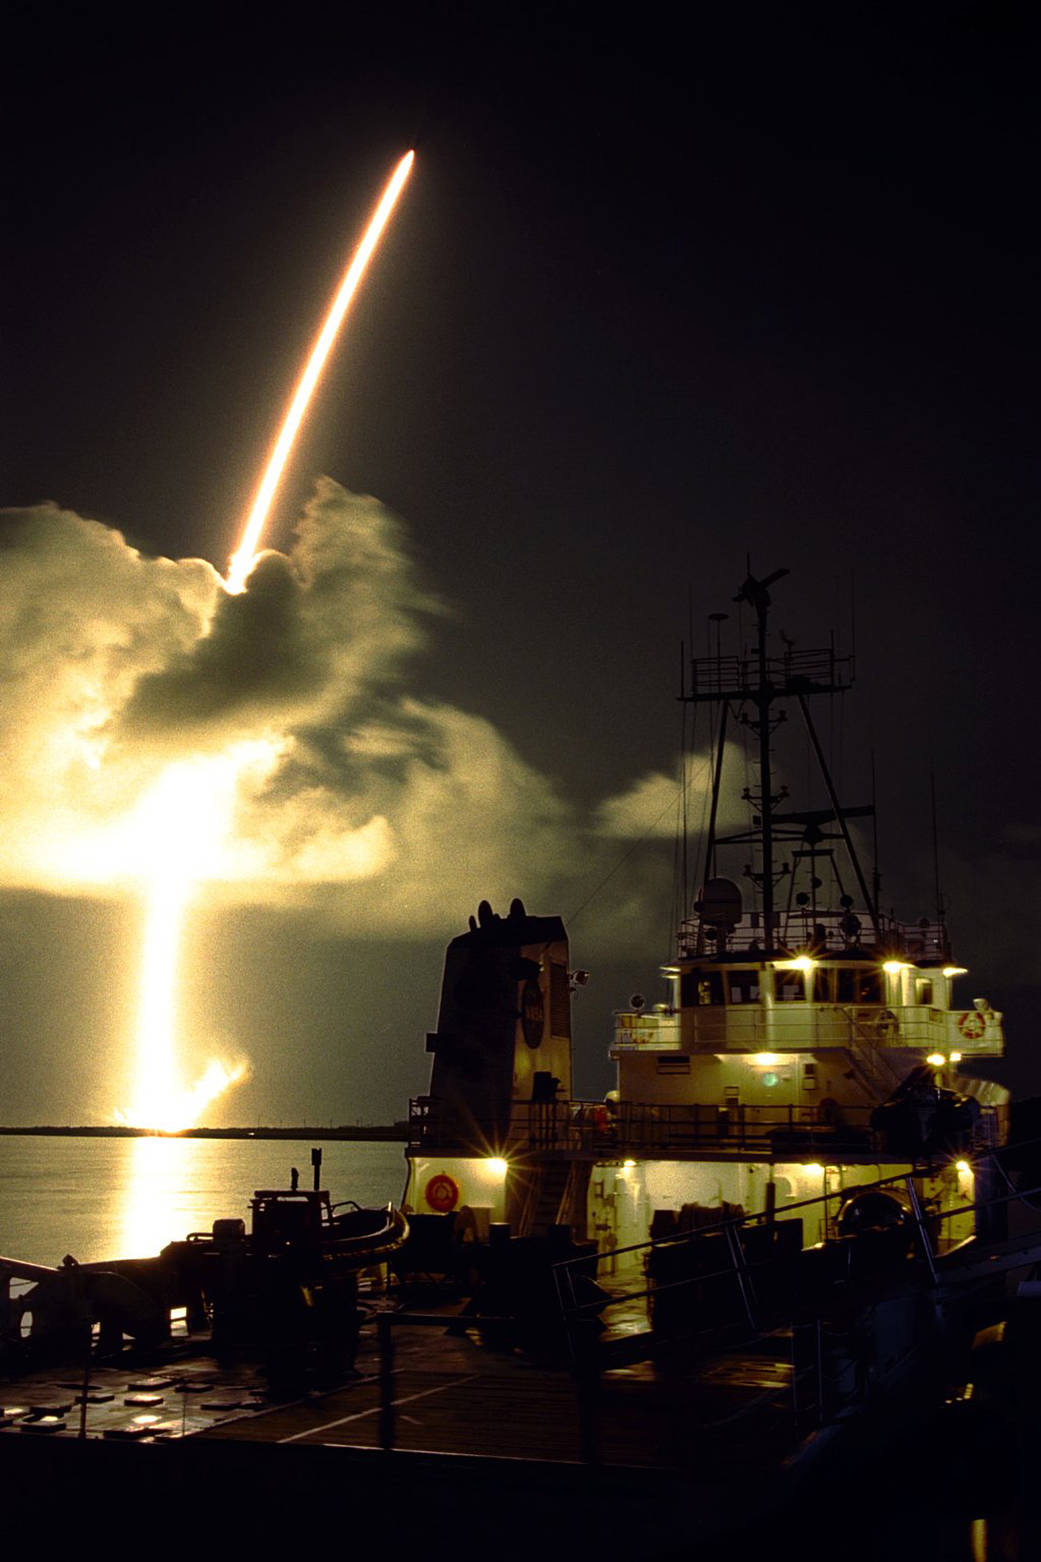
<box><xmin>676</xmin><ymin>910</ymin><xmax>950</xmax><ymax>961</ymax></box>
<box><xmin>844</xmin><ymin>1004</ymin><xmax>1002</xmax><ymax>1056</ymax></box>
<box><xmin>409</xmin><ymin>1095</ymin><xmax>1000</xmax><ymax>1158</ymax></box>
<box><xmin>552</xmin><ymin>1140</ymin><xmax>1041</xmax><ymax>1454</ymax></box>
<box><xmin>374</xmin><ymin>1142</ymin><xmax>1041</xmax><ymax>1466</ymax></box>
<box><xmin>569</xmin><ymin>1099</ymin><xmax>876</xmax><ymax>1155</ymax></box>
<box><xmin>599</xmin><ymin>1099</ymin><xmax>997</xmax><ymax>1157</ymax></box>
<box><xmin>612</xmin><ymin>1002</ymin><xmax>1003</xmax><ymax>1055</ymax></box>
<box><xmin>688</xmin><ymin>645</ymin><xmax>853</xmax><ymax>700</ymax></box>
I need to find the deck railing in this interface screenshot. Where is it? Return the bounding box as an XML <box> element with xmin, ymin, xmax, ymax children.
<box><xmin>408</xmin><ymin>1095</ymin><xmax>1000</xmax><ymax>1158</ymax></box>
<box><xmin>611</xmin><ymin>1002</ymin><xmax>1002</xmax><ymax>1055</ymax></box>
<box><xmin>675</xmin><ymin>907</ymin><xmax>948</xmax><ymax>960</ymax></box>
<box><xmin>552</xmin><ymin>1143</ymin><xmax>1041</xmax><ymax>1446</ymax></box>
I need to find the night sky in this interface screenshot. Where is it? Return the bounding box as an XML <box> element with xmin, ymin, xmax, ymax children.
<box><xmin>2</xmin><ymin>5</ymin><xmax>1039</xmax><ymax>1123</ymax></box>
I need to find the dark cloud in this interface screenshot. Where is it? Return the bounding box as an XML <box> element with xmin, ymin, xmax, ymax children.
<box><xmin>117</xmin><ymin>480</ymin><xmax>439</xmax><ymax>749</ymax></box>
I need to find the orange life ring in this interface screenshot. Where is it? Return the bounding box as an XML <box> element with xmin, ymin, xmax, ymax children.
<box><xmin>957</xmin><ymin>1010</ymin><xmax>985</xmax><ymax>1040</ymax></box>
<box><xmin>425</xmin><ymin>1172</ymin><xmax>460</xmax><ymax>1213</ymax></box>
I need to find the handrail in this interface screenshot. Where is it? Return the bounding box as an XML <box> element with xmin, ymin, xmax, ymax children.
<box><xmin>550</xmin><ymin>1142</ymin><xmax>1041</xmax><ymax>1445</ymax></box>
<box><xmin>380</xmin><ymin>1137</ymin><xmax>1041</xmax><ymax>1464</ymax></box>
<box><xmin>408</xmin><ymin>1094</ymin><xmax>1001</xmax><ymax>1158</ymax></box>
<box><xmin>553</xmin><ymin>1144</ymin><xmax>1041</xmax><ymax>1321</ymax></box>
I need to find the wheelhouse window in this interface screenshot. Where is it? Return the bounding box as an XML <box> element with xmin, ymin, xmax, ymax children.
<box><xmin>835</xmin><ymin>967</ymin><xmax>885</xmax><ymax>1004</ymax></box>
<box><xmin>727</xmin><ymin>969</ymin><xmax>761</xmax><ymax>1004</ymax></box>
<box><xmin>776</xmin><ymin>973</ymin><xmax>805</xmax><ymax>1002</ymax></box>
<box><xmin>681</xmin><ymin>970</ymin><xmax>724</xmax><ymax>1006</ymax></box>
<box><xmin>859</xmin><ymin>970</ymin><xmax>884</xmax><ymax>1004</ymax></box>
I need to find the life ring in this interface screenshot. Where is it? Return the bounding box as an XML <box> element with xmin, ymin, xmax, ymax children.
<box><xmin>958</xmin><ymin>1010</ymin><xmax>986</xmax><ymax>1041</ymax></box>
<box><xmin>876</xmin><ymin>1008</ymin><xmax>898</xmax><ymax>1040</ymax></box>
<box><xmin>425</xmin><ymin>1172</ymin><xmax>460</xmax><ymax>1213</ymax></box>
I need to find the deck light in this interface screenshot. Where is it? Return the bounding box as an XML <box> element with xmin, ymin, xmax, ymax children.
<box><xmin>883</xmin><ymin>961</ymin><xmax>910</xmax><ymax>975</ymax></box>
<box><xmin>926</xmin><ymin>1053</ymin><xmax>946</xmax><ymax>1067</ymax></box>
<box><xmin>749</xmin><ymin>1053</ymin><xmax>780</xmax><ymax>1067</ymax></box>
<box><xmin>943</xmin><ymin>966</ymin><xmax>968</xmax><ymax>978</ymax></box>
<box><xmin>949</xmin><ymin>1051</ymin><xmax>962</xmax><ymax>1064</ymax></box>
<box><xmin>485</xmin><ymin>1157</ymin><xmax>509</xmax><ymax>1178</ymax></box>
<box><xmin>775</xmin><ymin>955</ymin><xmax>815</xmax><ymax>972</ymax></box>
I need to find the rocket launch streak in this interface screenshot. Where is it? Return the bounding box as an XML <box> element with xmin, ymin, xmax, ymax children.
<box><xmin>226</xmin><ymin>149</ymin><xmax>415</xmax><ymax>593</ymax></box>
<box><xmin>119</xmin><ymin>154</ymin><xmax>414</xmax><ymax>1129</ymax></box>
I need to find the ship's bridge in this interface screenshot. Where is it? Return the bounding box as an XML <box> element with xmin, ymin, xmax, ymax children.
<box><xmin>612</xmin><ymin>943</ymin><xmax>1004</xmax><ymax>1060</ymax></box>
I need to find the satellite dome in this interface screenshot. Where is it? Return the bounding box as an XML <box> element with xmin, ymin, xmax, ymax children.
<box><xmin>696</xmin><ymin>878</ymin><xmax>743</xmax><ymax>929</ymax></box>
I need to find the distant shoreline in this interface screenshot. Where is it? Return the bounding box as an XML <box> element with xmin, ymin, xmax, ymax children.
<box><xmin>0</xmin><ymin>1124</ymin><xmax>410</xmax><ymax>1141</ymax></box>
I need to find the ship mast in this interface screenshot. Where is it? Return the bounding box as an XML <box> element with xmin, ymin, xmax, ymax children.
<box><xmin>682</xmin><ymin>568</ymin><xmax>880</xmax><ymax>954</ymax></box>
<box><xmin>744</xmin><ymin>568</ymin><xmax>785</xmax><ymax>950</ymax></box>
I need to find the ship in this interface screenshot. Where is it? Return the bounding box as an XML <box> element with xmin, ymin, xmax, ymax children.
<box><xmin>405</xmin><ymin>568</ymin><xmax>1008</xmax><ymax>1253</ymax></box>
<box><xmin>402</xmin><ymin>568</ymin><xmax>1024</xmax><ymax>1407</ymax></box>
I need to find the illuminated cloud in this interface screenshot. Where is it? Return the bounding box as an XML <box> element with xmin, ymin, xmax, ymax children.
<box><xmin>594</xmin><ymin>747</ymin><xmax>746</xmax><ymax>840</ymax></box>
<box><xmin>0</xmin><ymin>503</ymin><xmax>219</xmax><ymax>884</ymax></box>
<box><xmin>0</xmin><ymin>486</ymin><xmax>577</xmax><ymax>925</ymax></box>
<box><xmin>214</xmin><ymin>700</ymin><xmax>575</xmax><ymax>932</ymax></box>
<box><xmin>0</xmin><ymin>481</ymin><xmax>738</xmax><ymax>946</ymax></box>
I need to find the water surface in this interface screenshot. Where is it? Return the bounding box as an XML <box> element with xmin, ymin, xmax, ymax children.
<box><xmin>0</xmin><ymin>1135</ymin><xmax>407</xmax><ymax>1265</ymax></box>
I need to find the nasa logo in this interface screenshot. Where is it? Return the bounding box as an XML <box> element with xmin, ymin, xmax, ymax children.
<box><xmin>522</xmin><ymin>977</ymin><xmax>544</xmax><ymax>1048</ymax></box>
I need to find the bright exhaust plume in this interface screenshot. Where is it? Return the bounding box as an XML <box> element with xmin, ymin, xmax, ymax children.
<box><xmin>226</xmin><ymin>149</ymin><xmax>415</xmax><ymax>593</ymax></box>
<box><xmin>118</xmin><ymin>742</ymin><xmax>278</xmax><ymax>1131</ymax></box>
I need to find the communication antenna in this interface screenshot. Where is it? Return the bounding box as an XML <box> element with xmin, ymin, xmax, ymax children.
<box><xmin>679</xmin><ymin>659</ymin><xmax>689</xmax><ymax>924</ymax></box>
<box><xmin>870</xmin><ymin>750</ymin><xmax>881</xmax><ymax>913</ymax></box>
<box><xmin>930</xmin><ymin>768</ymin><xmax>946</xmax><ymax>926</ymax></box>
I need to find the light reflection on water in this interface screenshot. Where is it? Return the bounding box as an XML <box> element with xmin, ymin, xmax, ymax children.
<box><xmin>0</xmin><ymin>1135</ymin><xmax>407</xmax><ymax>1265</ymax></box>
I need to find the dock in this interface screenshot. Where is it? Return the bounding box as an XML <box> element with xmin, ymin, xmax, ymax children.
<box><xmin>1</xmin><ymin>1290</ymin><xmax>1033</xmax><ymax>1558</ymax></box>
<box><xmin>0</xmin><ymin>1290</ymin><xmax>839</xmax><ymax>1555</ymax></box>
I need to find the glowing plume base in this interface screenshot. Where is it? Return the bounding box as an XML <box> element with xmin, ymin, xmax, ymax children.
<box><xmin>111</xmin><ymin>747</ymin><xmax>273</xmax><ymax>1134</ymax></box>
<box><xmin>116</xmin><ymin>1058</ymin><xmax>248</xmax><ymax>1135</ymax></box>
